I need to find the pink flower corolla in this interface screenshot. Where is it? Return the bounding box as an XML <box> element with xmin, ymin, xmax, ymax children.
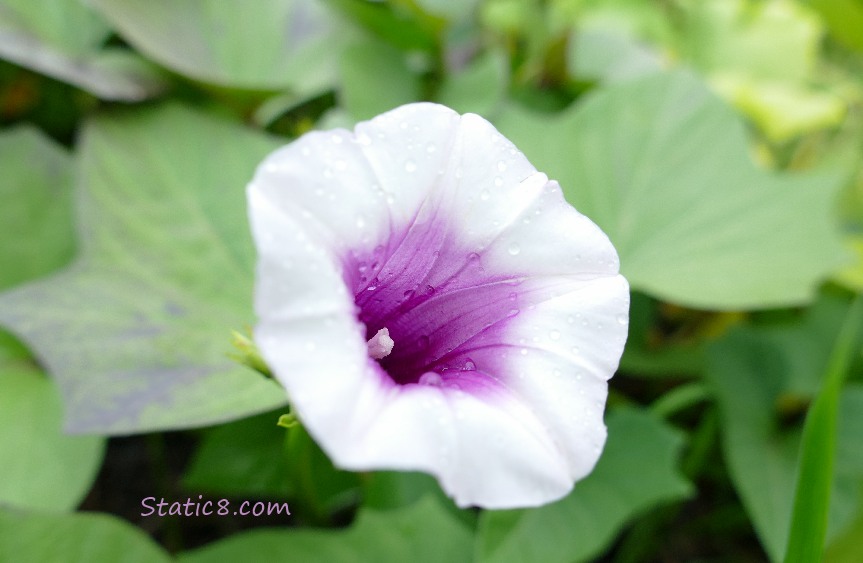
<box><xmin>248</xmin><ymin>103</ymin><xmax>629</xmax><ymax>509</ymax></box>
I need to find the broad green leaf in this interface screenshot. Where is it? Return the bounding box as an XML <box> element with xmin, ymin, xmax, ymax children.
<box><xmin>0</xmin><ymin>126</ymin><xmax>74</xmax><ymax>291</ymax></box>
<box><xmin>184</xmin><ymin>411</ymin><xmax>360</xmax><ymax>522</ymax></box>
<box><xmin>705</xmin><ymin>295</ymin><xmax>863</xmax><ymax>561</ymax></box>
<box><xmin>568</xmin><ymin>27</ymin><xmax>664</xmax><ymax>84</ymax></box>
<box><xmin>495</xmin><ymin>71</ymin><xmax>847</xmax><ymax>309</ymax></box>
<box><xmin>89</xmin><ymin>0</ymin><xmax>350</xmax><ymax>92</ymax></box>
<box><xmin>438</xmin><ymin>50</ymin><xmax>508</xmax><ymax>116</ymax></box>
<box><xmin>339</xmin><ymin>37</ymin><xmax>422</xmax><ymax>121</ymax></box>
<box><xmin>0</xmin><ymin>103</ymin><xmax>287</xmax><ymax>434</ymax></box>
<box><xmin>184</xmin><ymin>411</ymin><xmax>296</xmax><ymax>498</ymax></box>
<box><xmin>0</xmin><ymin>367</ymin><xmax>104</xmax><ymax>512</ymax></box>
<box><xmin>0</xmin><ymin>509</ymin><xmax>171</xmax><ymax>563</ymax></box>
<box><xmin>0</xmin><ymin>125</ymin><xmax>104</xmax><ymax>513</ymax></box>
<box><xmin>785</xmin><ymin>297</ymin><xmax>862</xmax><ymax>563</ymax></box>
<box><xmin>178</xmin><ymin>496</ymin><xmax>472</xmax><ymax>563</ymax></box>
<box><xmin>0</xmin><ymin>0</ymin><xmax>166</xmax><ymax>100</ymax></box>
<box><xmin>322</xmin><ymin>0</ymin><xmax>437</xmax><ymax>52</ymax></box>
<box><xmin>475</xmin><ymin>407</ymin><xmax>692</xmax><ymax>563</ymax></box>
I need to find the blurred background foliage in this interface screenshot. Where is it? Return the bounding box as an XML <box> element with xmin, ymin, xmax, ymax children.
<box><xmin>0</xmin><ymin>0</ymin><xmax>862</xmax><ymax>561</ymax></box>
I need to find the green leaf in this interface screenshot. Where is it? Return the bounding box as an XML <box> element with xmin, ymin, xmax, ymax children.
<box><xmin>0</xmin><ymin>0</ymin><xmax>166</xmax><ymax>100</ymax></box>
<box><xmin>339</xmin><ymin>37</ymin><xmax>422</xmax><ymax>121</ymax></box>
<box><xmin>705</xmin><ymin>295</ymin><xmax>863</xmax><ymax>561</ymax></box>
<box><xmin>184</xmin><ymin>411</ymin><xmax>360</xmax><ymax>522</ymax></box>
<box><xmin>0</xmin><ymin>126</ymin><xmax>74</xmax><ymax>291</ymax></box>
<box><xmin>178</xmin><ymin>496</ymin><xmax>472</xmax><ymax>563</ymax></box>
<box><xmin>322</xmin><ymin>0</ymin><xmax>437</xmax><ymax>52</ymax></box>
<box><xmin>677</xmin><ymin>0</ymin><xmax>845</xmax><ymax>141</ymax></box>
<box><xmin>806</xmin><ymin>0</ymin><xmax>863</xmax><ymax>52</ymax></box>
<box><xmin>88</xmin><ymin>0</ymin><xmax>350</xmax><ymax>92</ymax></box>
<box><xmin>0</xmin><ymin>509</ymin><xmax>171</xmax><ymax>563</ymax></box>
<box><xmin>495</xmin><ymin>70</ymin><xmax>847</xmax><ymax>309</ymax></box>
<box><xmin>568</xmin><ymin>27</ymin><xmax>663</xmax><ymax>84</ymax></box>
<box><xmin>475</xmin><ymin>407</ymin><xmax>692</xmax><ymax>563</ymax></box>
<box><xmin>0</xmin><ymin>103</ymin><xmax>287</xmax><ymax>434</ymax></box>
<box><xmin>785</xmin><ymin>297</ymin><xmax>863</xmax><ymax>563</ymax></box>
<box><xmin>438</xmin><ymin>50</ymin><xmax>508</xmax><ymax>116</ymax></box>
<box><xmin>680</xmin><ymin>0</ymin><xmax>821</xmax><ymax>83</ymax></box>
<box><xmin>184</xmin><ymin>411</ymin><xmax>296</xmax><ymax>498</ymax></box>
<box><xmin>0</xmin><ymin>367</ymin><xmax>104</xmax><ymax>512</ymax></box>
<box><xmin>0</xmin><ymin>125</ymin><xmax>104</xmax><ymax>513</ymax></box>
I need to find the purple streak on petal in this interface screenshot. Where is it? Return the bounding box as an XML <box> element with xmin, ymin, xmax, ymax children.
<box><xmin>342</xmin><ymin>207</ymin><xmax>588</xmax><ymax>392</ymax></box>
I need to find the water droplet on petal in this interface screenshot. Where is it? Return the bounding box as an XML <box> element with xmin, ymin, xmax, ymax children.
<box><xmin>405</xmin><ymin>160</ymin><xmax>417</xmax><ymax>173</ymax></box>
<box><xmin>463</xmin><ymin>359</ymin><xmax>476</xmax><ymax>371</ymax></box>
<box><xmin>617</xmin><ymin>314</ymin><xmax>629</xmax><ymax>325</ymax></box>
<box><xmin>508</xmin><ymin>243</ymin><xmax>521</xmax><ymax>256</ymax></box>
<box><xmin>497</xmin><ymin>161</ymin><xmax>507</xmax><ymax>172</ymax></box>
<box><xmin>356</xmin><ymin>215</ymin><xmax>366</xmax><ymax>229</ymax></box>
<box><xmin>494</xmin><ymin>176</ymin><xmax>503</xmax><ymax>187</ymax></box>
<box><xmin>550</xmin><ymin>330</ymin><xmax>561</xmax><ymax>340</ymax></box>
<box><xmin>426</xmin><ymin>143</ymin><xmax>436</xmax><ymax>154</ymax></box>
<box><xmin>520</xmin><ymin>348</ymin><xmax>528</xmax><ymax>356</ymax></box>
<box><xmin>480</xmin><ymin>189</ymin><xmax>490</xmax><ymax>201</ymax></box>
<box><xmin>419</xmin><ymin>372</ymin><xmax>442</xmax><ymax>386</ymax></box>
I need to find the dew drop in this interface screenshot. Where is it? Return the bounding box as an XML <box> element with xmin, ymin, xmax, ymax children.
<box><xmin>571</xmin><ymin>346</ymin><xmax>580</xmax><ymax>355</ymax></box>
<box><xmin>455</xmin><ymin>167</ymin><xmax>463</xmax><ymax>179</ymax></box>
<box><xmin>356</xmin><ymin>215</ymin><xmax>366</xmax><ymax>229</ymax></box>
<box><xmin>480</xmin><ymin>189</ymin><xmax>490</xmax><ymax>201</ymax></box>
<box><xmin>463</xmin><ymin>359</ymin><xmax>476</xmax><ymax>371</ymax></box>
<box><xmin>331</xmin><ymin>134</ymin><xmax>343</xmax><ymax>144</ymax></box>
<box><xmin>404</xmin><ymin>159</ymin><xmax>417</xmax><ymax>173</ymax></box>
<box><xmin>617</xmin><ymin>314</ymin><xmax>629</xmax><ymax>325</ymax></box>
<box><xmin>497</xmin><ymin>160</ymin><xmax>507</xmax><ymax>172</ymax></box>
<box><xmin>550</xmin><ymin>330</ymin><xmax>561</xmax><ymax>341</ymax></box>
<box><xmin>419</xmin><ymin>372</ymin><xmax>442</xmax><ymax>386</ymax></box>
<box><xmin>507</xmin><ymin>308</ymin><xmax>519</xmax><ymax>317</ymax></box>
<box><xmin>494</xmin><ymin>176</ymin><xmax>503</xmax><ymax>187</ymax></box>
<box><xmin>508</xmin><ymin>243</ymin><xmax>521</xmax><ymax>256</ymax></box>
<box><xmin>426</xmin><ymin>143</ymin><xmax>437</xmax><ymax>154</ymax></box>
<box><xmin>520</xmin><ymin>348</ymin><xmax>528</xmax><ymax>356</ymax></box>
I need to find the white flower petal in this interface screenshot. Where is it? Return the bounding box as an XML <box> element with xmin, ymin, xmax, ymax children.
<box><xmin>248</xmin><ymin>102</ymin><xmax>630</xmax><ymax>508</ymax></box>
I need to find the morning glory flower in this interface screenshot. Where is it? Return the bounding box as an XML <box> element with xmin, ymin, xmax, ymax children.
<box><xmin>248</xmin><ymin>103</ymin><xmax>629</xmax><ymax>509</ymax></box>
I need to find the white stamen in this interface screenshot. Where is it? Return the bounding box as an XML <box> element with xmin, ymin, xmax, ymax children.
<box><xmin>367</xmin><ymin>327</ymin><xmax>394</xmax><ymax>360</ymax></box>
